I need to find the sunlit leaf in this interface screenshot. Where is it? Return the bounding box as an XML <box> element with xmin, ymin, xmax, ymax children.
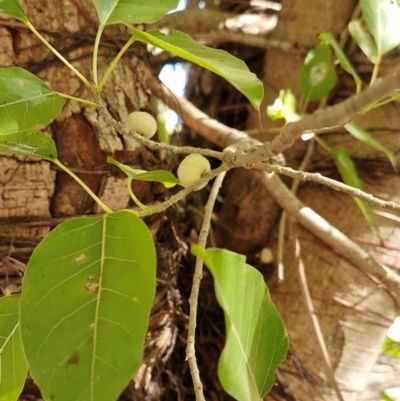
<box><xmin>0</xmin><ymin>67</ymin><xmax>64</xmax><ymax>135</ymax></box>
<box><xmin>332</xmin><ymin>147</ymin><xmax>379</xmax><ymax>234</ymax></box>
<box><xmin>0</xmin><ymin>0</ymin><xmax>27</xmax><ymax>23</ymax></box>
<box><xmin>344</xmin><ymin>121</ymin><xmax>394</xmax><ymax>165</ymax></box>
<box><xmin>380</xmin><ymin>391</ymin><xmax>396</xmax><ymax>401</ymax></box>
<box><xmin>299</xmin><ymin>44</ymin><xmax>337</xmax><ymax>100</ymax></box>
<box><xmin>319</xmin><ymin>32</ymin><xmax>362</xmax><ymax>91</ymax></box>
<box><xmin>93</xmin><ymin>0</ymin><xmax>180</xmax><ymax>25</ymax></box>
<box><xmin>348</xmin><ymin>20</ymin><xmax>378</xmax><ymax>64</ymax></box>
<box><xmin>266</xmin><ymin>89</ymin><xmax>300</xmax><ymax>122</ymax></box>
<box><xmin>20</xmin><ymin>210</ymin><xmax>156</xmax><ymax>401</ymax></box>
<box><xmin>0</xmin><ymin>295</ymin><xmax>28</xmax><ymax>401</ymax></box>
<box><xmin>131</xmin><ymin>29</ymin><xmax>264</xmax><ymax>109</ymax></box>
<box><xmin>107</xmin><ymin>156</ymin><xmax>179</xmax><ymax>188</ymax></box>
<box><xmin>192</xmin><ymin>246</ymin><xmax>288</xmax><ymax>401</ymax></box>
<box><xmin>360</xmin><ymin>0</ymin><xmax>400</xmax><ymax>57</ymax></box>
<box><xmin>382</xmin><ymin>336</ymin><xmax>400</xmax><ymax>359</ymax></box>
<box><xmin>0</xmin><ymin>128</ymin><xmax>57</xmax><ymax>159</ymax></box>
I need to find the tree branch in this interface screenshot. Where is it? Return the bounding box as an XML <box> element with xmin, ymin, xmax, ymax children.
<box><xmin>264</xmin><ymin>172</ymin><xmax>387</xmax><ymax>281</ymax></box>
<box><xmin>233</xmin><ymin>64</ymin><xmax>400</xmax><ymax>165</ymax></box>
<box><xmin>185</xmin><ymin>172</ymin><xmax>226</xmax><ymax>401</ymax></box>
<box><xmin>145</xmin><ymin>68</ymin><xmax>400</xmax><ymax>283</ymax></box>
<box><xmin>256</xmin><ymin>163</ymin><xmax>400</xmax><ymax>213</ymax></box>
<box><xmin>146</xmin><ymin>75</ymin><xmax>249</xmax><ymax>149</ymax></box>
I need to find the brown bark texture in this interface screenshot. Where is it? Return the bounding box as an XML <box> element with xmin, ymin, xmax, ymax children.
<box><xmin>0</xmin><ymin>1</ymin><xmax>400</xmax><ymax>401</ymax></box>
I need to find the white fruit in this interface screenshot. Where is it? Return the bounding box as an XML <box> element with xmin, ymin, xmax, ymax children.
<box><xmin>125</xmin><ymin>111</ymin><xmax>157</xmax><ymax>139</ymax></box>
<box><xmin>177</xmin><ymin>154</ymin><xmax>211</xmax><ymax>188</ymax></box>
<box><xmin>259</xmin><ymin>247</ymin><xmax>273</xmax><ymax>264</ymax></box>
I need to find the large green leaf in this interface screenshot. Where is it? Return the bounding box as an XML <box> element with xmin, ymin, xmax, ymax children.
<box><xmin>132</xmin><ymin>29</ymin><xmax>264</xmax><ymax>109</ymax></box>
<box><xmin>20</xmin><ymin>210</ymin><xmax>156</xmax><ymax>401</ymax></box>
<box><xmin>360</xmin><ymin>0</ymin><xmax>400</xmax><ymax>57</ymax></box>
<box><xmin>0</xmin><ymin>68</ymin><xmax>64</xmax><ymax>135</ymax></box>
<box><xmin>0</xmin><ymin>128</ymin><xmax>57</xmax><ymax>159</ymax></box>
<box><xmin>299</xmin><ymin>44</ymin><xmax>337</xmax><ymax>101</ymax></box>
<box><xmin>192</xmin><ymin>246</ymin><xmax>288</xmax><ymax>401</ymax></box>
<box><xmin>0</xmin><ymin>295</ymin><xmax>28</xmax><ymax>401</ymax></box>
<box><xmin>93</xmin><ymin>0</ymin><xmax>180</xmax><ymax>25</ymax></box>
<box><xmin>0</xmin><ymin>0</ymin><xmax>27</xmax><ymax>22</ymax></box>
<box><xmin>107</xmin><ymin>156</ymin><xmax>179</xmax><ymax>188</ymax></box>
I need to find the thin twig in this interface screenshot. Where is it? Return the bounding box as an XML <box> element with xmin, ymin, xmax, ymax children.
<box><xmin>264</xmin><ymin>173</ymin><xmax>387</xmax><ymax>282</ymax></box>
<box><xmin>186</xmin><ymin>172</ymin><xmax>227</xmax><ymax>401</ymax></box>
<box><xmin>277</xmin><ymin>140</ymin><xmax>315</xmax><ymax>281</ymax></box>
<box><xmin>255</xmin><ymin>163</ymin><xmax>400</xmax><ymax>213</ymax></box>
<box><xmin>139</xmin><ymin>164</ymin><xmax>229</xmax><ymax>217</ymax></box>
<box><xmin>293</xmin><ymin>231</ymin><xmax>345</xmax><ymax>401</ymax></box>
<box><xmin>96</xmin><ymin>97</ymin><xmax>228</xmax><ymax>161</ymax></box>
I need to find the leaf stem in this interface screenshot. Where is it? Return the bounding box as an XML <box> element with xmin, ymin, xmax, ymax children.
<box><xmin>52</xmin><ymin>159</ymin><xmax>113</xmax><ymax>213</ymax></box>
<box><xmin>55</xmin><ymin>92</ymin><xmax>99</xmax><ymax>108</ymax></box>
<box><xmin>25</xmin><ymin>21</ymin><xmax>90</xmax><ymax>88</ymax></box>
<box><xmin>127</xmin><ymin>178</ymin><xmax>147</xmax><ymax>210</ymax></box>
<box><xmin>97</xmin><ymin>35</ymin><xmax>136</xmax><ymax>93</ymax></box>
<box><xmin>92</xmin><ymin>23</ymin><xmax>105</xmax><ymax>87</ymax></box>
<box><xmin>370</xmin><ymin>55</ymin><xmax>381</xmax><ymax>86</ymax></box>
<box><xmin>314</xmin><ymin>135</ymin><xmax>331</xmax><ymax>153</ymax></box>
<box><xmin>186</xmin><ymin>172</ymin><xmax>226</xmax><ymax>401</ymax></box>
<box><xmin>277</xmin><ymin>139</ymin><xmax>315</xmax><ymax>281</ymax></box>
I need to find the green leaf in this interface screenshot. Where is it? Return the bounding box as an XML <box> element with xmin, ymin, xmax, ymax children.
<box><xmin>93</xmin><ymin>0</ymin><xmax>180</xmax><ymax>25</ymax></box>
<box><xmin>348</xmin><ymin>20</ymin><xmax>378</xmax><ymax>63</ymax></box>
<box><xmin>0</xmin><ymin>128</ymin><xmax>57</xmax><ymax>159</ymax></box>
<box><xmin>131</xmin><ymin>29</ymin><xmax>264</xmax><ymax>109</ymax></box>
<box><xmin>192</xmin><ymin>246</ymin><xmax>288</xmax><ymax>401</ymax></box>
<box><xmin>332</xmin><ymin>147</ymin><xmax>379</xmax><ymax>234</ymax></box>
<box><xmin>379</xmin><ymin>391</ymin><xmax>395</xmax><ymax>401</ymax></box>
<box><xmin>107</xmin><ymin>156</ymin><xmax>179</xmax><ymax>188</ymax></box>
<box><xmin>0</xmin><ymin>0</ymin><xmax>27</xmax><ymax>23</ymax></box>
<box><xmin>0</xmin><ymin>295</ymin><xmax>28</xmax><ymax>401</ymax></box>
<box><xmin>20</xmin><ymin>210</ymin><xmax>156</xmax><ymax>401</ymax></box>
<box><xmin>319</xmin><ymin>32</ymin><xmax>362</xmax><ymax>91</ymax></box>
<box><xmin>344</xmin><ymin>121</ymin><xmax>394</xmax><ymax>164</ymax></box>
<box><xmin>382</xmin><ymin>336</ymin><xmax>400</xmax><ymax>358</ymax></box>
<box><xmin>360</xmin><ymin>0</ymin><xmax>400</xmax><ymax>57</ymax></box>
<box><xmin>299</xmin><ymin>44</ymin><xmax>337</xmax><ymax>101</ymax></box>
<box><xmin>0</xmin><ymin>67</ymin><xmax>64</xmax><ymax>135</ymax></box>
<box><xmin>266</xmin><ymin>89</ymin><xmax>300</xmax><ymax>122</ymax></box>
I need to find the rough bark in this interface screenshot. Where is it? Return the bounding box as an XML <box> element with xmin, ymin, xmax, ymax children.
<box><xmin>0</xmin><ymin>2</ymin><xmax>183</xmax><ymax>399</ymax></box>
<box><xmin>1</xmin><ymin>1</ymin><xmax>400</xmax><ymax>400</ymax></box>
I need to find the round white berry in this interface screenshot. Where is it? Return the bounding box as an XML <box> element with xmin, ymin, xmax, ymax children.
<box><xmin>125</xmin><ymin>111</ymin><xmax>157</xmax><ymax>139</ymax></box>
<box><xmin>259</xmin><ymin>247</ymin><xmax>273</xmax><ymax>264</ymax></box>
<box><xmin>177</xmin><ymin>154</ymin><xmax>211</xmax><ymax>188</ymax></box>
